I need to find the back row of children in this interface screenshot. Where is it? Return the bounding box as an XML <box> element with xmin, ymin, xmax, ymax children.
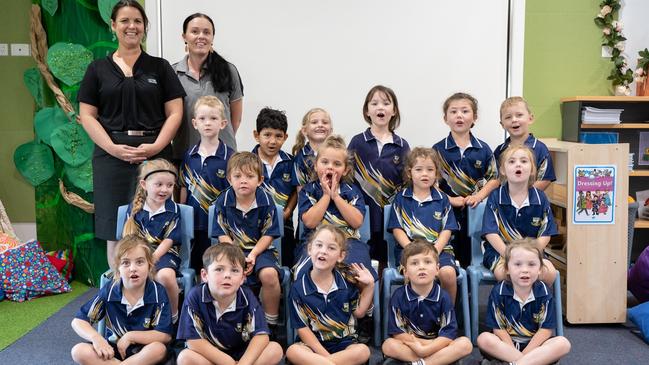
<box><xmin>71</xmin><ymin>86</ymin><xmax>572</xmax><ymax>364</ymax></box>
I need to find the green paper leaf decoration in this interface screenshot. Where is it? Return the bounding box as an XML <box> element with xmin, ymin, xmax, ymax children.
<box><xmin>24</xmin><ymin>68</ymin><xmax>45</xmax><ymax>108</ymax></box>
<box><xmin>65</xmin><ymin>159</ymin><xmax>93</xmax><ymax>193</ymax></box>
<box><xmin>13</xmin><ymin>141</ymin><xmax>56</xmax><ymax>186</ymax></box>
<box><xmin>34</xmin><ymin>106</ymin><xmax>69</xmax><ymax>145</ymax></box>
<box><xmin>98</xmin><ymin>0</ymin><xmax>120</xmax><ymax>26</ymax></box>
<box><xmin>50</xmin><ymin>122</ymin><xmax>95</xmax><ymax>167</ymax></box>
<box><xmin>42</xmin><ymin>0</ymin><xmax>59</xmax><ymax>16</ymax></box>
<box><xmin>46</xmin><ymin>43</ymin><xmax>93</xmax><ymax>86</ymax></box>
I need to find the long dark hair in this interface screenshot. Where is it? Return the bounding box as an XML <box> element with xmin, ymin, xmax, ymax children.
<box><xmin>182</xmin><ymin>13</ymin><xmax>240</xmax><ymax>94</ymax></box>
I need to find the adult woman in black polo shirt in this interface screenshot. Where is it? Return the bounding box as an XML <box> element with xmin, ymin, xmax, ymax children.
<box><xmin>78</xmin><ymin>0</ymin><xmax>185</xmax><ymax>266</ymax></box>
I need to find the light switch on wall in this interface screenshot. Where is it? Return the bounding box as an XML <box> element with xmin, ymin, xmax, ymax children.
<box><xmin>0</xmin><ymin>44</ymin><xmax>8</xmax><ymax>56</ymax></box>
<box><xmin>10</xmin><ymin>43</ymin><xmax>31</xmax><ymax>56</ymax></box>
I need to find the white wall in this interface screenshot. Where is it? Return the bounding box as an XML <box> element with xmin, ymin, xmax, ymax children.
<box><xmin>148</xmin><ymin>0</ymin><xmax>520</xmax><ymax>152</ymax></box>
<box><xmin>620</xmin><ymin>0</ymin><xmax>649</xmax><ymax>94</ymax></box>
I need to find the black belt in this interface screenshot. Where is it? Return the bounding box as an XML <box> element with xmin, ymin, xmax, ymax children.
<box><xmin>111</xmin><ymin>130</ymin><xmax>159</xmax><ymax>136</ymax></box>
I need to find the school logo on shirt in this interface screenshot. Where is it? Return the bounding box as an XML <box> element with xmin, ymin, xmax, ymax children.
<box><xmin>342</xmin><ymin>302</ymin><xmax>350</xmax><ymax>312</ymax></box>
<box><xmin>474</xmin><ymin>160</ymin><xmax>483</xmax><ymax>168</ymax></box>
<box><xmin>143</xmin><ymin>318</ymin><xmax>151</xmax><ymax>328</ymax></box>
<box><xmin>282</xmin><ymin>173</ymin><xmax>291</xmax><ymax>182</ymax></box>
<box><xmin>531</xmin><ymin>217</ymin><xmax>541</xmax><ymax>226</ymax></box>
<box><xmin>147</xmin><ymin>78</ymin><xmax>158</xmax><ymax>84</ymax></box>
<box><xmin>217</xmin><ymin>169</ymin><xmax>225</xmax><ymax>178</ymax></box>
<box><xmin>392</xmin><ymin>155</ymin><xmax>400</xmax><ymax>165</ymax></box>
<box><xmin>235</xmin><ymin>322</ymin><xmax>243</xmax><ymax>332</ymax></box>
<box><xmin>433</xmin><ymin>211</ymin><xmax>442</xmax><ymax>220</ymax></box>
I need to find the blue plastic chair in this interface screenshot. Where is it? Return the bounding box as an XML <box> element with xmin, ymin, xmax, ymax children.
<box><xmin>98</xmin><ymin>203</ymin><xmax>196</xmax><ymax>336</ymax></box>
<box><xmin>467</xmin><ymin>202</ymin><xmax>564</xmax><ymax>343</ymax></box>
<box><xmin>295</xmin><ymin>205</ymin><xmax>381</xmax><ymax>347</ymax></box>
<box><xmin>208</xmin><ymin>204</ymin><xmax>293</xmax><ymax>344</ymax></box>
<box><xmin>381</xmin><ymin>204</ymin><xmax>471</xmax><ymax>341</ymax></box>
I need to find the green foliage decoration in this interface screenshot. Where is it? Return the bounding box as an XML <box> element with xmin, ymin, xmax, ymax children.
<box><xmin>65</xmin><ymin>159</ymin><xmax>93</xmax><ymax>193</ymax></box>
<box><xmin>41</xmin><ymin>0</ymin><xmax>58</xmax><ymax>16</ymax></box>
<box><xmin>593</xmin><ymin>0</ymin><xmax>633</xmax><ymax>95</ymax></box>
<box><xmin>34</xmin><ymin>106</ymin><xmax>69</xmax><ymax>145</ymax></box>
<box><xmin>13</xmin><ymin>141</ymin><xmax>56</xmax><ymax>186</ymax></box>
<box><xmin>24</xmin><ymin>68</ymin><xmax>45</xmax><ymax>108</ymax></box>
<box><xmin>50</xmin><ymin>122</ymin><xmax>94</xmax><ymax>167</ymax></box>
<box><xmin>98</xmin><ymin>0</ymin><xmax>120</xmax><ymax>26</ymax></box>
<box><xmin>46</xmin><ymin>42</ymin><xmax>93</xmax><ymax>86</ymax></box>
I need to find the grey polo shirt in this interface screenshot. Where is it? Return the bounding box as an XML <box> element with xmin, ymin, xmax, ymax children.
<box><xmin>172</xmin><ymin>55</ymin><xmax>243</xmax><ymax>158</ymax></box>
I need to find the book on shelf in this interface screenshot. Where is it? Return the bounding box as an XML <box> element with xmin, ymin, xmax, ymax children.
<box><xmin>636</xmin><ymin>189</ymin><xmax>649</xmax><ymax>220</ymax></box>
<box><xmin>581</xmin><ymin>106</ymin><xmax>623</xmax><ymax>124</ymax></box>
<box><xmin>579</xmin><ymin>132</ymin><xmax>619</xmax><ymax>144</ymax></box>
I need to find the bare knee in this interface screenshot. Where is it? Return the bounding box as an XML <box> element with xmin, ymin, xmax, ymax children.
<box><xmin>477</xmin><ymin>332</ymin><xmax>499</xmax><ymax>349</ymax></box>
<box><xmin>494</xmin><ymin>267</ymin><xmax>507</xmax><ymax>281</ymax></box>
<box><xmin>259</xmin><ymin>268</ymin><xmax>279</xmax><ymax>287</ymax></box>
<box><xmin>70</xmin><ymin>343</ymin><xmax>94</xmax><ymax>364</ymax></box>
<box><xmin>381</xmin><ymin>338</ymin><xmax>401</xmax><ymax>358</ymax></box>
<box><xmin>438</xmin><ymin>267</ymin><xmax>457</xmax><ymax>286</ymax></box>
<box><xmin>453</xmin><ymin>336</ymin><xmax>474</xmax><ymax>356</ymax></box>
<box><xmin>258</xmin><ymin>341</ymin><xmax>283</xmax><ymax>365</ymax></box>
<box><xmin>177</xmin><ymin>349</ymin><xmax>208</xmax><ymax>365</ymax></box>
<box><xmin>145</xmin><ymin>341</ymin><xmax>168</xmax><ymax>362</ymax></box>
<box><xmin>157</xmin><ymin>269</ymin><xmax>178</xmax><ymax>287</ymax></box>
<box><xmin>553</xmin><ymin>336</ymin><xmax>572</xmax><ymax>355</ymax></box>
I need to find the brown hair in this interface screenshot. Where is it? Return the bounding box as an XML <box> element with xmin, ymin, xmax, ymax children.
<box><xmin>497</xmin><ymin>145</ymin><xmax>537</xmax><ymax>187</ymax></box>
<box><xmin>202</xmin><ymin>243</ymin><xmax>246</xmax><ymax>270</ymax></box>
<box><xmin>312</xmin><ymin>135</ymin><xmax>354</xmax><ymax>183</ymax></box>
<box><xmin>504</xmin><ymin>238</ymin><xmax>545</xmax><ymax>274</ymax></box>
<box><xmin>399</xmin><ymin>238</ymin><xmax>439</xmax><ymax>269</ymax></box>
<box><xmin>193</xmin><ymin>95</ymin><xmax>226</xmax><ymax>120</ymax></box>
<box><xmin>442</xmin><ymin>92</ymin><xmax>478</xmax><ymax>128</ymax></box>
<box><xmin>307</xmin><ymin>225</ymin><xmax>363</xmax><ymax>285</ymax></box>
<box><xmin>113</xmin><ymin>234</ymin><xmax>156</xmax><ymax>280</ymax></box>
<box><xmin>292</xmin><ymin>108</ymin><xmax>332</xmax><ymax>155</ymax></box>
<box><xmin>499</xmin><ymin>96</ymin><xmax>532</xmax><ymax>119</ymax></box>
<box><xmin>362</xmin><ymin>85</ymin><xmax>401</xmax><ymax>132</ymax></box>
<box><xmin>122</xmin><ymin>159</ymin><xmax>177</xmax><ymax>237</ymax></box>
<box><xmin>226</xmin><ymin>151</ymin><xmax>263</xmax><ymax>180</ymax></box>
<box><xmin>403</xmin><ymin>147</ymin><xmax>442</xmax><ymax>186</ymax></box>
<box><xmin>111</xmin><ymin>0</ymin><xmax>149</xmax><ymax>37</ymax></box>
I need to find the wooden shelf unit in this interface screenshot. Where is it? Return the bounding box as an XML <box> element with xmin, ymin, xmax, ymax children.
<box><xmin>542</xmin><ymin>139</ymin><xmax>628</xmax><ymax>324</ymax></box>
<box><xmin>635</xmin><ymin>219</ymin><xmax>649</xmax><ymax>229</ymax></box>
<box><xmin>581</xmin><ymin>123</ymin><xmax>649</xmax><ymax>129</ymax></box>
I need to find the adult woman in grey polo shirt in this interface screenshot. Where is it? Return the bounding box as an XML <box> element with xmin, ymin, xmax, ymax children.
<box><xmin>172</xmin><ymin>13</ymin><xmax>243</xmax><ymax>158</ymax></box>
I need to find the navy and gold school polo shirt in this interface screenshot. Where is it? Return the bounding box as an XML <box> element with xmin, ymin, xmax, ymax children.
<box><xmin>348</xmin><ymin>129</ymin><xmax>410</xmax><ymax>233</ymax></box>
<box><xmin>75</xmin><ymin>279</ymin><xmax>172</xmax><ymax>341</ymax></box>
<box><xmin>297</xmin><ymin>181</ymin><xmax>366</xmax><ymax>244</ymax></box>
<box><xmin>432</xmin><ymin>132</ymin><xmax>498</xmax><ymax>198</ymax></box>
<box><xmin>387</xmin><ymin>283</ymin><xmax>457</xmax><ymax>340</ymax></box>
<box><xmin>252</xmin><ymin>145</ymin><xmax>297</xmax><ymax>208</ymax></box>
<box><xmin>180</xmin><ymin>139</ymin><xmax>233</xmax><ymax>231</ymax></box>
<box><xmin>485</xmin><ymin>280</ymin><xmax>556</xmax><ymax>344</ymax></box>
<box><xmin>481</xmin><ymin>183</ymin><xmax>558</xmax><ymax>256</ymax></box>
<box><xmin>387</xmin><ymin>186</ymin><xmax>459</xmax><ymax>252</ymax></box>
<box><xmin>290</xmin><ymin>269</ymin><xmax>359</xmax><ymax>344</ymax></box>
<box><xmin>494</xmin><ymin>134</ymin><xmax>556</xmax><ymax>182</ymax></box>
<box><xmin>128</xmin><ymin>199</ymin><xmax>181</xmax><ymax>255</ymax></box>
<box><xmin>177</xmin><ymin>283</ymin><xmax>269</xmax><ymax>351</ymax></box>
<box><xmin>211</xmin><ymin>186</ymin><xmax>281</xmax><ymax>251</ymax></box>
<box><xmin>293</xmin><ymin>142</ymin><xmax>316</xmax><ymax>186</ymax></box>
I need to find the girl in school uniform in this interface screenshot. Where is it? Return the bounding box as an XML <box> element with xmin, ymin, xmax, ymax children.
<box><xmin>123</xmin><ymin>158</ymin><xmax>182</xmax><ymax>323</ymax></box>
<box><xmin>477</xmin><ymin>238</ymin><xmax>571</xmax><ymax>364</ymax></box>
<box><xmin>387</xmin><ymin>147</ymin><xmax>460</xmax><ymax>303</ymax></box>
<box><xmin>286</xmin><ymin>225</ymin><xmax>375</xmax><ymax>365</ymax></box>
<box><xmin>348</xmin><ymin>85</ymin><xmax>410</xmax><ymax>265</ymax></box>
<box><xmin>294</xmin><ymin>135</ymin><xmax>377</xmax><ymax>281</ymax></box>
<box><xmin>481</xmin><ymin>145</ymin><xmax>558</xmax><ymax>285</ymax></box>
<box><xmin>292</xmin><ymin>107</ymin><xmax>334</xmax><ymax>188</ymax></box>
<box><xmin>71</xmin><ymin>235</ymin><xmax>172</xmax><ymax>364</ymax></box>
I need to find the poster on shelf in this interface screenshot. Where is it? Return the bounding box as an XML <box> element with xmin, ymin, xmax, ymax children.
<box><xmin>573</xmin><ymin>165</ymin><xmax>616</xmax><ymax>224</ymax></box>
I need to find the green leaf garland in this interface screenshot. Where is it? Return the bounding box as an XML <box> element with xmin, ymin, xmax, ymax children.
<box><xmin>98</xmin><ymin>0</ymin><xmax>120</xmax><ymax>26</ymax></box>
<box><xmin>13</xmin><ymin>141</ymin><xmax>56</xmax><ymax>186</ymax></box>
<box><xmin>24</xmin><ymin>68</ymin><xmax>45</xmax><ymax>108</ymax></box>
<box><xmin>46</xmin><ymin>43</ymin><xmax>93</xmax><ymax>86</ymax></box>
<box><xmin>65</xmin><ymin>159</ymin><xmax>93</xmax><ymax>193</ymax></box>
<box><xmin>42</xmin><ymin>0</ymin><xmax>58</xmax><ymax>16</ymax></box>
<box><xmin>34</xmin><ymin>106</ymin><xmax>69</xmax><ymax>145</ymax></box>
<box><xmin>50</xmin><ymin>122</ymin><xmax>94</xmax><ymax>167</ymax></box>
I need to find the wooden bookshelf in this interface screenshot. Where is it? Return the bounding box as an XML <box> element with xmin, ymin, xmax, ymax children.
<box><xmin>581</xmin><ymin>123</ymin><xmax>649</xmax><ymax>129</ymax></box>
<box><xmin>561</xmin><ymin>96</ymin><xmax>649</xmax><ymax>102</ymax></box>
<box><xmin>629</xmin><ymin>170</ymin><xmax>649</xmax><ymax>177</ymax></box>
<box><xmin>635</xmin><ymin>219</ymin><xmax>649</xmax><ymax>229</ymax></box>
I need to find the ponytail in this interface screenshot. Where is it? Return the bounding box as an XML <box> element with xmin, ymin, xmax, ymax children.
<box><xmin>292</xmin><ymin>132</ymin><xmax>307</xmax><ymax>156</ymax></box>
<box><xmin>122</xmin><ymin>185</ymin><xmax>146</xmax><ymax>237</ymax></box>
<box><xmin>206</xmin><ymin>51</ymin><xmax>237</xmax><ymax>94</ymax></box>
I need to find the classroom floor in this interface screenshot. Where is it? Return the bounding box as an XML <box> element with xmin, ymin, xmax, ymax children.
<box><xmin>0</xmin><ymin>286</ymin><xmax>647</xmax><ymax>364</ymax></box>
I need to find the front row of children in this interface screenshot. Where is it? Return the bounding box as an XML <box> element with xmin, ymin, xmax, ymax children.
<box><xmin>71</xmin><ymin>231</ymin><xmax>570</xmax><ymax>365</ymax></box>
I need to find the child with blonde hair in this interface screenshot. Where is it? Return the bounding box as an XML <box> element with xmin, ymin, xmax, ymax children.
<box><xmin>292</xmin><ymin>107</ymin><xmax>333</xmax><ymax>187</ymax></box>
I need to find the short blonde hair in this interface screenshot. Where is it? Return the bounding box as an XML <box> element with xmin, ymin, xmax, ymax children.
<box><xmin>193</xmin><ymin>95</ymin><xmax>226</xmax><ymax>120</ymax></box>
<box><xmin>498</xmin><ymin>145</ymin><xmax>537</xmax><ymax>187</ymax></box>
<box><xmin>403</xmin><ymin>147</ymin><xmax>442</xmax><ymax>185</ymax></box>
<box><xmin>499</xmin><ymin>96</ymin><xmax>531</xmax><ymax>119</ymax></box>
<box><xmin>227</xmin><ymin>152</ymin><xmax>263</xmax><ymax>180</ymax></box>
<box><xmin>312</xmin><ymin>135</ymin><xmax>354</xmax><ymax>183</ymax></box>
<box><xmin>113</xmin><ymin>235</ymin><xmax>156</xmax><ymax>280</ymax></box>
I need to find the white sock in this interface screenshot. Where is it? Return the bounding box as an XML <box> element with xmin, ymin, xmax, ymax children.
<box><xmin>411</xmin><ymin>359</ymin><xmax>425</xmax><ymax>365</ymax></box>
<box><xmin>172</xmin><ymin>312</ymin><xmax>179</xmax><ymax>324</ymax></box>
<box><xmin>265</xmin><ymin>313</ymin><xmax>278</xmax><ymax>325</ymax></box>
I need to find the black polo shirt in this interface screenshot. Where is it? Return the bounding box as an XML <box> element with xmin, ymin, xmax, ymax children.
<box><xmin>78</xmin><ymin>51</ymin><xmax>186</xmax><ymax>132</ymax></box>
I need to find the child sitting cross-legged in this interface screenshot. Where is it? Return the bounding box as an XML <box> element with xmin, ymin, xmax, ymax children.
<box><xmin>382</xmin><ymin>239</ymin><xmax>472</xmax><ymax>365</ymax></box>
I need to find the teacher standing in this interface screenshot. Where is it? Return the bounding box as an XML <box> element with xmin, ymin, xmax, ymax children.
<box><xmin>172</xmin><ymin>12</ymin><xmax>243</xmax><ymax>157</ymax></box>
<box><xmin>78</xmin><ymin>0</ymin><xmax>186</xmax><ymax>267</ymax></box>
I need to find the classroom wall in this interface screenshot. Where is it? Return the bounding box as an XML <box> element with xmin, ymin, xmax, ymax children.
<box><xmin>0</xmin><ymin>0</ymin><xmax>618</xmax><ymax>222</ymax></box>
<box><xmin>0</xmin><ymin>1</ymin><xmax>36</xmax><ymax>223</ymax></box>
<box><xmin>524</xmin><ymin>0</ymin><xmax>610</xmax><ymax>138</ymax></box>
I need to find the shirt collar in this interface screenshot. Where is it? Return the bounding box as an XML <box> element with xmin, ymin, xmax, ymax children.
<box><xmin>108</xmin><ymin>279</ymin><xmax>161</xmax><ymax>304</ymax></box>
<box><xmin>200</xmin><ymin>283</ymin><xmax>250</xmax><ymax>309</ymax></box>
<box><xmin>142</xmin><ymin>199</ymin><xmax>177</xmax><ymax>217</ymax></box>
<box><xmin>252</xmin><ymin>145</ymin><xmax>292</xmax><ymax>164</ymax></box>
<box><xmin>189</xmin><ymin>139</ymin><xmax>230</xmax><ymax>159</ymax></box>
<box><xmin>401</xmin><ymin>187</ymin><xmax>443</xmax><ymax>201</ymax></box>
<box><xmin>222</xmin><ymin>186</ymin><xmax>272</xmax><ymax>209</ymax></box>
<box><xmin>497</xmin><ymin>280</ymin><xmax>550</xmax><ymax>299</ymax></box>
<box><xmin>497</xmin><ymin>184</ymin><xmax>542</xmax><ymax>206</ymax></box>
<box><xmin>175</xmin><ymin>55</ymin><xmax>207</xmax><ymax>76</ymax></box>
<box><xmin>301</xmin><ymin>269</ymin><xmax>348</xmax><ymax>296</ymax></box>
<box><xmin>121</xmin><ymin>295</ymin><xmax>145</xmax><ymax>314</ymax></box>
<box><xmin>302</xmin><ymin>142</ymin><xmax>314</xmax><ymax>156</ymax></box>
<box><xmin>443</xmin><ymin>132</ymin><xmax>482</xmax><ymax>150</ymax></box>
<box><xmin>501</xmin><ymin>133</ymin><xmax>537</xmax><ymax>152</ymax></box>
<box><xmin>405</xmin><ymin>283</ymin><xmax>442</xmax><ymax>302</ymax></box>
<box><xmin>361</xmin><ymin>128</ymin><xmax>404</xmax><ymax>147</ymax></box>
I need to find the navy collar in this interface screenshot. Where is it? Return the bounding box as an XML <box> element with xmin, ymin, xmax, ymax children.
<box><xmin>405</xmin><ymin>283</ymin><xmax>442</xmax><ymax>302</ymax></box>
<box><xmin>200</xmin><ymin>282</ymin><xmax>250</xmax><ymax>309</ymax></box>
<box><xmin>443</xmin><ymin>132</ymin><xmax>483</xmax><ymax>150</ymax></box>
<box><xmin>107</xmin><ymin>278</ymin><xmax>161</xmax><ymax>304</ymax></box>
<box><xmin>496</xmin><ymin>280</ymin><xmax>550</xmax><ymax>299</ymax></box>
<box><xmin>252</xmin><ymin>145</ymin><xmax>293</xmax><ymax>162</ymax></box>
<box><xmin>497</xmin><ymin>183</ymin><xmax>542</xmax><ymax>206</ymax></box>
<box><xmin>301</xmin><ymin>142</ymin><xmax>314</xmax><ymax>156</ymax></box>
<box><xmin>300</xmin><ymin>269</ymin><xmax>349</xmax><ymax>296</ymax></box>
<box><xmin>189</xmin><ymin>139</ymin><xmax>230</xmax><ymax>160</ymax></box>
<box><xmin>222</xmin><ymin>186</ymin><xmax>272</xmax><ymax>208</ymax></box>
<box><xmin>361</xmin><ymin>128</ymin><xmax>404</xmax><ymax>147</ymax></box>
<box><xmin>500</xmin><ymin>134</ymin><xmax>538</xmax><ymax>151</ymax></box>
<box><xmin>401</xmin><ymin>186</ymin><xmax>444</xmax><ymax>200</ymax></box>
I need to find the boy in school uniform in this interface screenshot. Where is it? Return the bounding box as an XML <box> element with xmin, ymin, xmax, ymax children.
<box><xmin>180</xmin><ymin>95</ymin><xmax>234</xmax><ymax>274</ymax></box>
<box><xmin>382</xmin><ymin>240</ymin><xmax>472</xmax><ymax>365</ymax></box>
<box><xmin>252</xmin><ymin>107</ymin><xmax>298</xmax><ymax>266</ymax></box>
<box><xmin>211</xmin><ymin>152</ymin><xmax>283</xmax><ymax>334</ymax></box>
<box><xmin>176</xmin><ymin>244</ymin><xmax>283</xmax><ymax>365</ymax></box>
<box><xmin>493</xmin><ymin>96</ymin><xmax>556</xmax><ymax>191</ymax></box>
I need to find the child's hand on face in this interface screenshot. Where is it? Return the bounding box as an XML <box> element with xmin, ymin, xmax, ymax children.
<box><xmin>449</xmin><ymin>196</ymin><xmax>466</xmax><ymax>208</ymax></box>
<box><xmin>329</xmin><ymin>172</ymin><xmax>340</xmax><ymax>199</ymax></box>
<box><xmin>350</xmin><ymin>263</ymin><xmax>374</xmax><ymax>286</ymax></box>
<box><xmin>244</xmin><ymin>254</ymin><xmax>256</xmax><ymax>276</ymax></box>
<box><xmin>320</xmin><ymin>173</ymin><xmax>333</xmax><ymax>196</ymax></box>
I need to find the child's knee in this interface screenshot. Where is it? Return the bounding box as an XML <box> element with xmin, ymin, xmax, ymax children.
<box><xmin>157</xmin><ymin>269</ymin><xmax>177</xmax><ymax>285</ymax></box>
<box><xmin>145</xmin><ymin>341</ymin><xmax>168</xmax><ymax>361</ymax></box>
<box><xmin>453</xmin><ymin>336</ymin><xmax>473</xmax><ymax>355</ymax></box>
<box><xmin>477</xmin><ymin>332</ymin><xmax>497</xmax><ymax>348</ymax></box>
<box><xmin>262</xmin><ymin>341</ymin><xmax>284</xmax><ymax>364</ymax></box>
<box><xmin>494</xmin><ymin>266</ymin><xmax>507</xmax><ymax>281</ymax></box>
<box><xmin>177</xmin><ymin>349</ymin><xmax>203</xmax><ymax>365</ymax></box>
<box><xmin>554</xmin><ymin>336</ymin><xmax>572</xmax><ymax>354</ymax></box>
<box><xmin>70</xmin><ymin>343</ymin><xmax>92</xmax><ymax>363</ymax></box>
<box><xmin>438</xmin><ymin>267</ymin><xmax>457</xmax><ymax>285</ymax></box>
<box><xmin>381</xmin><ymin>338</ymin><xmax>400</xmax><ymax>356</ymax></box>
<box><xmin>259</xmin><ymin>268</ymin><xmax>279</xmax><ymax>286</ymax></box>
